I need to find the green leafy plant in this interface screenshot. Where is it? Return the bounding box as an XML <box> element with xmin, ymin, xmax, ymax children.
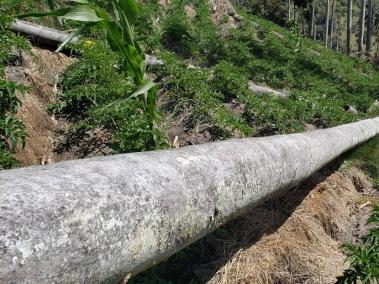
<box><xmin>337</xmin><ymin>205</ymin><xmax>379</xmax><ymax>284</ymax></box>
<box><xmin>0</xmin><ymin>74</ymin><xmax>27</xmax><ymax>169</ymax></box>
<box><xmin>0</xmin><ymin>5</ymin><xmax>28</xmax><ymax>169</ymax></box>
<box><xmin>53</xmin><ymin>42</ymin><xmax>165</xmax><ymax>153</ymax></box>
<box><xmin>161</xmin><ymin>2</ymin><xmax>194</xmax><ymax>57</ymax></box>
<box><xmin>19</xmin><ymin>0</ymin><xmax>163</xmax><ymax>149</ymax></box>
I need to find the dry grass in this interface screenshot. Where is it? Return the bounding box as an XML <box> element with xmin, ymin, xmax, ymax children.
<box><xmin>207</xmin><ymin>167</ymin><xmax>376</xmax><ymax>284</ymax></box>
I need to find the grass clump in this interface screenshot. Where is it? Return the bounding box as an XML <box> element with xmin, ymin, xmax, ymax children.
<box><xmin>337</xmin><ymin>205</ymin><xmax>379</xmax><ymax>284</ymax></box>
<box><xmin>347</xmin><ymin>135</ymin><xmax>379</xmax><ymax>189</ymax></box>
<box><xmin>162</xmin><ymin>1</ymin><xmax>194</xmax><ymax>58</ymax></box>
<box><xmin>337</xmin><ymin>136</ymin><xmax>379</xmax><ymax>283</ymax></box>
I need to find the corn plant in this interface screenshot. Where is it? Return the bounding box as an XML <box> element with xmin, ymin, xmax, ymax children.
<box><xmin>19</xmin><ymin>0</ymin><xmax>161</xmax><ymax>149</ymax></box>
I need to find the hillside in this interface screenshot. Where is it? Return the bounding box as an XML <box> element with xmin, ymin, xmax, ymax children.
<box><xmin>56</xmin><ymin>0</ymin><xmax>379</xmax><ymax>151</ymax></box>
<box><xmin>1</xmin><ymin>0</ymin><xmax>379</xmax><ymax>283</ymax></box>
<box><xmin>1</xmin><ymin>0</ymin><xmax>379</xmax><ymax>163</ymax></box>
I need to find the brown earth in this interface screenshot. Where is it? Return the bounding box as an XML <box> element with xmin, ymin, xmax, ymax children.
<box><xmin>5</xmin><ymin>47</ymin><xmax>71</xmax><ymax>166</ymax></box>
<box><xmin>5</xmin><ymin>47</ymin><xmax>115</xmax><ymax>166</ymax></box>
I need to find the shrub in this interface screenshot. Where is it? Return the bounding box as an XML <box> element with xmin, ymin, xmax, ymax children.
<box><xmin>162</xmin><ymin>4</ymin><xmax>194</xmax><ymax>57</ymax></box>
<box><xmin>211</xmin><ymin>61</ymin><xmax>250</xmax><ymax>102</ymax></box>
<box><xmin>0</xmin><ymin>5</ymin><xmax>28</xmax><ymax>169</ymax></box>
<box><xmin>55</xmin><ymin>43</ymin><xmax>166</xmax><ymax>153</ymax></box>
<box><xmin>337</xmin><ymin>206</ymin><xmax>379</xmax><ymax>284</ymax></box>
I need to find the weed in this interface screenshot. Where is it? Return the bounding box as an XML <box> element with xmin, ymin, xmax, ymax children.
<box><xmin>0</xmin><ymin>72</ymin><xmax>27</xmax><ymax>168</ymax></box>
<box><xmin>54</xmin><ymin>43</ymin><xmax>165</xmax><ymax>153</ymax></box>
<box><xmin>0</xmin><ymin>3</ymin><xmax>28</xmax><ymax>169</ymax></box>
<box><xmin>337</xmin><ymin>205</ymin><xmax>379</xmax><ymax>284</ymax></box>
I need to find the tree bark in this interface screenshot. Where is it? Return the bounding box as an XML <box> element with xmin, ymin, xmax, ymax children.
<box><xmin>325</xmin><ymin>0</ymin><xmax>330</xmax><ymax>47</ymax></box>
<box><xmin>1</xmin><ymin>118</ymin><xmax>379</xmax><ymax>283</ymax></box>
<box><xmin>358</xmin><ymin>0</ymin><xmax>367</xmax><ymax>55</ymax></box>
<box><xmin>347</xmin><ymin>0</ymin><xmax>353</xmax><ymax>55</ymax></box>
<box><xmin>288</xmin><ymin>0</ymin><xmax>292</xmax><ymax>20</ymax></box>
<box><xmin>366</xmin><ymin>0</ymin><xmax>373</xmax><ymax>53</ymax></box>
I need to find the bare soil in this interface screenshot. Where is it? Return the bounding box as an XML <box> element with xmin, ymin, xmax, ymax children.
<box><xmin>5</xmin><ymin>47</ymin><xmax>71</xmax><ymax>166</ymax></box>
<box><xmin>6</xmin><ymin>47</ymin><xmax>115</xmax><ymax>166</ymax></box>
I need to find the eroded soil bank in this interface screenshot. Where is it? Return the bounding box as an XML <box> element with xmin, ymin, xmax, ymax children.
<box><xmin>131</xmin><ymin>166</ymin><xmax>377</xmax><ymax>284</ymax></box>
<box><xmin>5</xmin><ymin>47</ymin><xmax>71</xmax><ymax>166</ymax></box>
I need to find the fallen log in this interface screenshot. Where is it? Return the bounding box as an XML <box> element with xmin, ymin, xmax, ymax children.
<box><xmin>248</xmin><ymin>81</ymin><xmax>289</xmax><ymax>98</ymax></box>
<box><xmin>10</xmin><ymin>20</ymin><xmax>164</xmax><ymax>65</ymax></box>
<box><xmin>1</xmin><ymin>118</ymin><xmax>379</xmax><ymax>283</ymax></box>
<box><xmin>10</xmin><ymin>19</ymin><xmax>79</xmax><ymax>45</ymax></box>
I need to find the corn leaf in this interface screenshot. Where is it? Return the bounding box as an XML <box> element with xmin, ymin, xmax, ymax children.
<box><xmin>128</xmin><ymin>81</ymin><xmax>155</xmax><ymax>99</ymax></box>
<box><xmin>116</xmin><ymin>0</ymin><xmax>138</xmax><ymax>26</ymax></box>
<box><xmin>17</xmin><ymin>8</ymin><xmax>71</xmax><ymax>19</ymax></box>
<box><xmin>61</xmin><ymin>5</ymin><xmax>102</xmax><ymax>22</ymax></box>
<box><xmin>18</xmin><ymin>5</ymin><xmax>101</xmax><ymax>22</ymax></box>
<box><xmin>69</xmin><ymin>0</ymin><xmax>89</xmax><ymax>3</ymax></box>
<box><xmin>56</xmin><ymin>24</ymin><xmax>93</xmax><ymax>52</ymax></box>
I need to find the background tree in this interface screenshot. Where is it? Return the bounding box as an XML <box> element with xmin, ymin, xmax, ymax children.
<box><xmin>311</xmin><ymin>0</ymin><xmax>316</xmax><ymax>36</ymax></box>
<box><xmin>288</xmin><ymin>0</ymin><xmax>292</xmax><ymax>20</ymax></box>
<box><xmin>347</xmin><ymin>0</ymin><xmax>353</xmax><ymax>55</ymax></box>
<box><xmin>358</xmin><ymin>0</ymin><xmax>367</xmax><ymax>55</ymax></box>
<box><xmin>329</xmin><ymin>0</ymin><xmax>336</xmax><ymax>48</ymax></box>
<box><xmin>325</xmin><ymin>0</ymin><xmax>331</xmax><ymax>47</ymax></box>
<box><xmin>366</xmin><ymin>0</ymin><xmax>374</xmax><ymax>53</ymax></box>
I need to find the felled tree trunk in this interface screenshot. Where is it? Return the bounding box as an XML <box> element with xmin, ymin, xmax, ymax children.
<box><xmin>248</xmin><ymin>81</ymin><xmax>289</xmax><ymax>98</ymax></box>
<box><xmin>1</xmin><ymin>118</ymin><xmax>379</xmax><ymax>283</ymax></box>
<box><xmin>10</xmin><ymin>19</ymin><xmax>78</xmax><ymax>45</ymax></box>
<box><xmin>10</xmin><ymin>20</ymin><xmax>163</xmax><ymax>66</ymax></box>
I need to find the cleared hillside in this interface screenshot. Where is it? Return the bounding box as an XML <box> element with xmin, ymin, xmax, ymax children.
<box><xmin>1</xmin><ymin>0</ymin><xmax>378</xmax><ymax>283</ymax></box>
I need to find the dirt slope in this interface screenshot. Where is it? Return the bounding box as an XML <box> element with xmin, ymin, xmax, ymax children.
<box><xmin>207</xmin><ymin>167</ymin><xmax>376</xmax><ymax>284</ymax></box>
<box><xmin>5</xmin><ymin>47</ymin><xmax>71</xmax><ymax>166</ymax></box>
